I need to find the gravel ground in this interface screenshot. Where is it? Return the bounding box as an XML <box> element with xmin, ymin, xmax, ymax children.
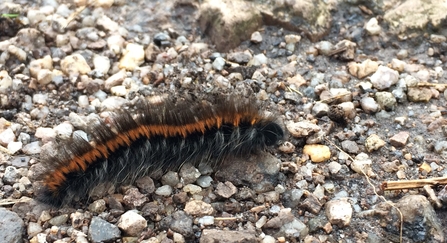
<box><xmin>1</xmin><ymin>0</ymin><xmax>447</xmax><ymax>242</ymax></box>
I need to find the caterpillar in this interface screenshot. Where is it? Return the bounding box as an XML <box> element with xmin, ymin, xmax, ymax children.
<box><xmin>36</xmin><ymin>95</ymin><xmax>284</xmax><ymax>207</ymax></box>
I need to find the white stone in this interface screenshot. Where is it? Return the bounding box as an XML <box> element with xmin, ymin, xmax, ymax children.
<box><xmin>54</xmin><ymin>123</ymin><xmax>73</xmax><ymax>140</ymax></box>
<box><xmin>365</xmin><ymin>17</ymin><xmax>381</xmax><ymax>35</ymax></box>
<box><xmin>117</xmin><ymin>211</ymin><xmax>147</xmax><ymax>236</ymax></box>
<box><xmin>155</xmin><ymin>185</ymin><xmax>173</xmax><ymax>196</ymax></box>
<box><xmin>0</xmin><ymin>70</ymin><xmax>13</xmax><ymax>91</ymax></box>
<box><xmin>61</xmin><ymin>54</ymin><xmax>91</xmax><ymax>77</ymax></box>
<box><xmin>248</xmin><ymin>53</ymin><xmax>268</xmax><ymax>66</ymax></box>
<box><xmin>198</xmin><ymin>216</ymin><xmax>215</xmax><ymax>226</ymax></box>
<box><xmin>183</xmin><ymin>184</ymin><xmax>202</xmax><ymax>194</ymax></box>
<box><xmin>370</xmin><ymin>66</ymin><xmax>399</xmax><ymax>90</ymax></box>
<box><xmin>7</xmin><ymin>141</ymin><xmax>22</xmax><ymax>154</ymax></box>
<box><xmin>251</xmin><ymin>31</ymin><xmax>263</xmax><ymax>43</ymax></box>
<box><xmin>110</xmin><ymin>85</ymin><xmax>127</xmax><ymax>97</ymax></box>
<box><xmin>0</xmin><ymin>128</ymin><xmax>16</xmax><ymax>146</ymax></box>
<box><xmin>325</xmin><ymin>198</ymin><xmax>353</xmax><ymax>227</ymax></box>
<box><xmin>119</xmin><ymin>43</ymin><xmax>145</xmax><ymax>71</ymax></box>
<box><xmin>93</xmin><ymin>54</ymin><xmax>111</xmax><ymax>74</ymax></box>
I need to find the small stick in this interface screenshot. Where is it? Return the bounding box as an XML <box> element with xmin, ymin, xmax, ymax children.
<box><xmin>381</xmin><ymin>177</ymin><xmax>447</xmax><ymax>191</ymax></box>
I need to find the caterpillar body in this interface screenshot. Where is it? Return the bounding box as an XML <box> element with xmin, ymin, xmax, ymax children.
<box><xmin>36</xmin><ymin>96</ymin><xmax>284</xmax><ymax>207</ymax></box>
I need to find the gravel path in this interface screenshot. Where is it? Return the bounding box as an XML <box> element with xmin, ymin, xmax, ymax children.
<box><xmin>1</xmin><ymin>0</ymin><xmax>447</xmax><ymax>242</ymax></box>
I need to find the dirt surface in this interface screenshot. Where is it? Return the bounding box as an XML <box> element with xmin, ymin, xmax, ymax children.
<box><xmin>1</xmin><ymin>0</ymin><xmax>447</xmax><ymax>242</ymax></box>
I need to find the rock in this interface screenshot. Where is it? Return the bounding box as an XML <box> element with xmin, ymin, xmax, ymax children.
<box><xmin>198</xmin><ymin>0</ymin><xmax>262</xmax><ymax>52</ymax></box>
<box><xmin>135</xmin><ymin>176</ymin><xmax>155</xmax><ymax>194</ymax></box>
<box><xmin>251</xmin><ymin>31</ymin><xmax>263</xmax><ymax>43</ymax></box>
<box><xmin>397</xmin><ymin>49</ymin><xmax>408</xmax><ymax>59</ymax></box>
<box><xmin>184</xmin><ymin>200</ymin><xmax>214</xmax><ymax>216</ymax></box>
<box><xmin>101</xmin><ymin>97</ymin><xmax>128</xmax><ymax>111</ymax></box>
<box><xmin>7</xmin><ymin>141</ymin><xmax>22</xmax><ymax>154</ymax></box>
<box><xmin>365</xmin><ymin>134</ymin><xmax>386</xmax><ymax>152</ymax></box>
<box><xmin>179</xmin><ymin>163</ymin><xmax>201</xmax><ymax>184</ymax></box>
<box><xmin>61</xmin><ymin>54</ymin><xmax>91</xmax><ymax>78</ymax></box>
<box><xmin>22</xmin><ymin>141</ymin><xmax>41</xmax><ymax>154</ymax></box>
<box><xmin>286</xmin><ymin>121</ymin><xmax>320</xmax><ymax>138</ymax></box>
<box><xmin>161</xmin><ymin>171</ymin><xmax>180</xmax><ymax>187</ymax></box>
<box><xmin>386</xmin><ymin>195</ymin><xmax>444</xmax><ymax>242</ymax></box>
<box><xmin>390</xmin><ymin>131</ymin><xmax>410</xmax><ymax>147</ymax></box>
<box><xmin>0</xmin><ymin>70</ymin><xmax>13</xmax><ymax>92</ymax></box>
<box><xmin>0</xmin><ymin>128</ymin><xmax>15</xmax><ymax>146</ymax></box>
<box><xmin>155</xmin><ymin>185</ymin><xmax>173</xmax><ymax>196</ymax></box>
<box><xmin>93</xmin><ymin>54</ymin><xmax>110</xmax><ymax>74</ymax></box>
<box><xmin>88</xmin><ymin>199</ymin><xmax>107</xmax><ymax>213</ymax></box>
<box><xmin>384</xmin><ymin>0</ymin><xmax>447</xmax><ymax>36</ymax></box>
<box><xmin>390</xmin><ymin>58</ymin><xmax>406</xmax><ymax>72</ymax></box>
<box><xmin>325</xmin><ymin>198</ymin><xmax>352</xmax><ymax>227</ymax></box>
<box><xmin>48</xmin><ymin>214</ymin><xmax>69</xmax><ymax>226</ymax></box>
<box><xmin>198</xmin><ymin>216</ymin><xmax>215</xmax><ymax>227</ymax></box>
<box><xmin>341</xmin><ymin>140</ymin><xmax>359</xmax><ymax>154</ymax></box>
<box><xmin>375</xmin><ymin>91</ymin><xmax>397</xmax><ymax>111</ymax></box>
<box><xmin>0</xmin><ymin>208</ymin><xmax>24</xmax><ymax>243</ymax></box>
<box><xmin>360</xmin><ymin>97</ymin><xmax>379</xmax><ymax>114</ymax></box>
<box><xmin>196</xmin><ymin>176</ymin><xmax>213</xmax><ymax>188</ymax></box>
<box><xmin>299</xmin><ymin>192</ymin><xmax>323</xmax><ymax>214</ymax></box>
<box><xmin>328</xmin><ymin>161</ymin><xmax>342</xmax><ymax>174</ymax></box>
<box><xmin>215</xmin><ymin>152</ymin><xmax>279</xmax><ymax>193</ymax></box>
<box><xmin>303</xmin><ymin>144</ymin><xmax>331</xmax><ymax>163</ymax></box>
<box><xmin>105</xmin><ymin>70</ymin><xmax>127</xmax><ymax>89</ymax></box>
<box><xmin>248</xmin><ymin>53</ymin><xmax>268</xmax><ymax>66</ymax></box>
<box><xmin>278</xmin><ymin>141</ymin><xmax>295</xmax><ymax>153</ymax></box>
<box><xmin>215</xmin><ymin>181</ymin><xmax>238</xmax><ymax>198</ymax></box>
<box><xmin>370</xmin><ymin>66</ymin><xmax>399</xmax><ymax>90</ymax></box>
<box><xmin>88</xmin><ymin>217</ymin><xmax>121</xmax><ymax>243</ymax></box>
<box><xmin>312</xmin><ymin>102</ymin><xmax>329</xmax><ymax>117</ymax></box>
<box><xmin>277</xmin><ymin>219</ymin><xmax>309</xmax><ymax>239</ymax></box>
<box><xmin>3</xmin><ymin>166</ymin><xmax>20</xmax><ymax>184</ymax></box>
<box><xmin>212</xmin><ymin>57</ymin><xmax>226</xmax><ymax>71</ymax></box>
<box><xmin>351</xmin><ymin>153</ymin><xmax>374</xmax><ymax>177</ymax></box>
<box><xmin>262</xmin><ymin>0</ymin><xmax>331</xmax><ymax>42</ymax></box>
<box><xmin>430</xmin><ymin>34</ymin><xmax>446</xmax><ymax>43</ymax></box>
<box><xmin>123</xmin><ymin>187</ymin><xmax>147</xmax><ymax>208</ymax></box>
<box><xmin>183</xmin><ymin>184</ymin><xmax>202</xmax><ymax>194</ymax></box>
<box><xmin>117</xmin><ymin>211</ymin><xmax>147</xmax><ymax>237</ymax></box>
<box><xmin>227</xmin><ymin>51</ymin><xmax>252</xmax><ymax>64</ymax></box>
<box><xmin>285</xmin><ymin>34</ymin><xmax>301</xmax><ymax>44</ymax></box>
<box><xmin>36</xmin><ymin>69</ymin><xmax>53</xmax><ymax>85</ymax></box>
<box><xmin>170</xmin><ymin>211</ymin><xmax>193</xmax><ymax>238</ymax></box>
<box><xmin>27</xmin><ymin>222</ymin><xmax>43</xmax><ymax>238</ymax></box>
<box><xmin>315</xmin><ymin>41</ymin><xmax>334</xmax><ymax>56</ymax></box>
<box><xmin>407</xmin><ymin>87</ymin><xmax>433</xmax><ymax>102</ymax></box>
<box><xmin>282</xmin><ymin>189</ymin><xmax>304</xmax><ymax>208</ymax></box>
<box><xmin>119</xmin><ymin>43</ymin><xmax>145</xmax><ymax>71</ymax></box>
<box><xmin>364</xmin><ymin>17</ymin><xmax>381</xmax><ymax>35</ymax></box>
<box><xmin>200</xmin><ymin>229</ymin><xmax>257</xmax><ymax>243</ymax></box>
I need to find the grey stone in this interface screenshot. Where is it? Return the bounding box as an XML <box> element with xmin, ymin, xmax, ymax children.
<box><xmin>0</xmin><ymin>208</ymin><xmax>24</xmax><ymax>243</ymax></box>
<box><xmin>88</xmin><ymin>217</ymin><xmax>121</xmax><ymax>243</ymax></box>
<box><xmin>170</xmin><ymin>211</ymin><xmax>193</xmax><ymax>238</ymax></box>
<box><xmin>3</xmin><ymin>166</ymin><xmax>20</xmax><ymax>185</ymax></box>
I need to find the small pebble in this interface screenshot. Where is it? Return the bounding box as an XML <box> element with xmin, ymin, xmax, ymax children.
<box><xmin>365</xmin><ymin>134</ymin><xmax>386</xmax><ymax>152</ymax></box>
<box><xmin>155</xmin><ymin>185</ymin><xmax>173</xmax><ymax>196</ymax></box>
<box><xmin>184</xmin><ymin>200</ymin><xmax>214</xmax><ymax>216</ymax></box>
<box><xmin>251</xmin><ymin>31</ymin><xmax>263</xmax><ymax>43</ymax></box>
<box><xmin>325</xmin><ymin>198</ymin><xmax>352</xmax><ymax>227</ymax></box>
<box><xmin>117</xmin><ymin>211</ymin><xmax>147</xmax><ymax>237</ymax></box>
<box><xmin>390</xmin><ymin>131</ymin><xmax>410</xmax><ymax>147</ymax></box>
<box><xmin>303</xmin><ymin>144</ymin><xmax>331</xmax><ymax>163</ymax></box>
<box><xmin>370</xmin><ymin>66</ymin><xmax>399</xmax><ymax>90</ymax></box>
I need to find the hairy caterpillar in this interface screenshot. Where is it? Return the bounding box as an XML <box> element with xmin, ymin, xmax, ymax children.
<box><xmin>36</xmin><ymin>95</ymin><xmax>284</xmax><ymax>207</ymax></box>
